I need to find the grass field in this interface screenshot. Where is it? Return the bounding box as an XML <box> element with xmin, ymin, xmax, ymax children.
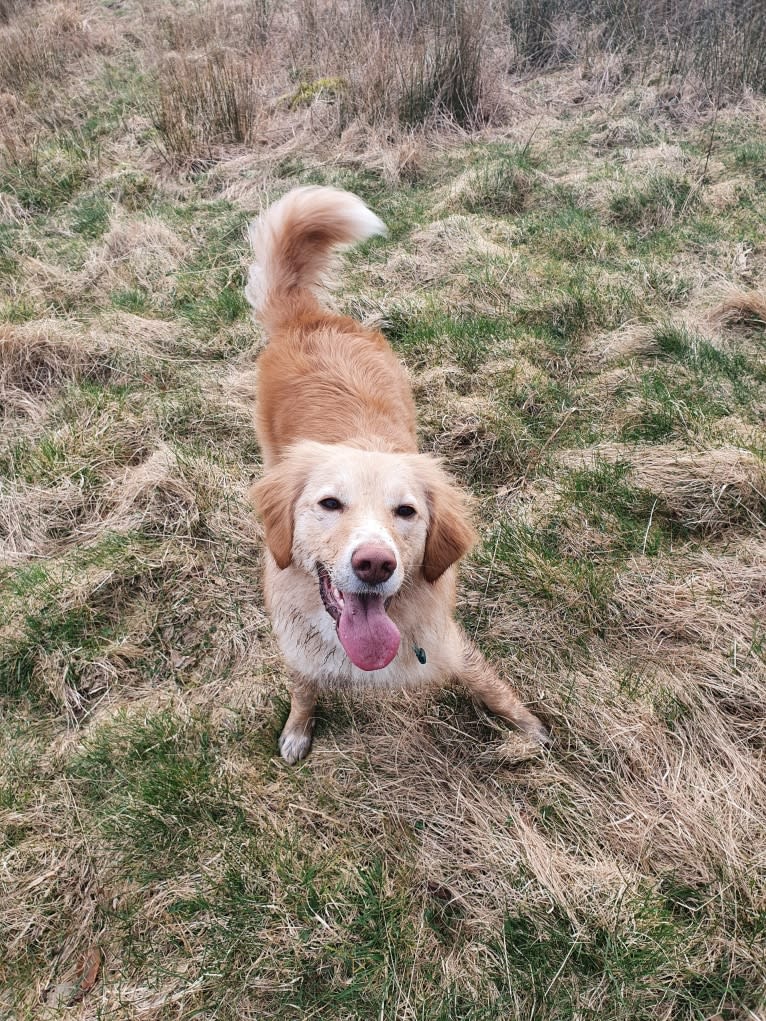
<box><xmin>2</xmin><ymin>1</ymin><xmax>766</xmax><ymax>1018</ymax></box>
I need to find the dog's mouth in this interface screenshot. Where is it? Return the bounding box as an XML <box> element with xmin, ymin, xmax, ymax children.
<box><xmin>317</xmin><ymin>565</ymin><xmax>400</xmax><ymax>672</ymax></box>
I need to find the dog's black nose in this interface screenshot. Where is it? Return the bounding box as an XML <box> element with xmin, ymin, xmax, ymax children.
<box><xmin>351</xmin><ymin>544</ymin><xmax>396</xmax><ymax>585</ymax></box>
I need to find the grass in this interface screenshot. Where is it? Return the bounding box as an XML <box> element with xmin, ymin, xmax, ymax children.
<box><xmin>563</xmin><ymin>459</ymin><xmax>683</xmax><ymax>556</ymax></box>
<box><xmin>502</xmin><ymin>0</ymin><xmax>766</xmax><ymax>97</ymax></box>
<box><xmin>0</xmin><ymin>135</ymin><xmax>92</xmax><ymax>214</ymax></box>
<box><xmin>152</xmin><ymin>50</ymin><xmax>262</xmax><ymax>162</ymax></box>
<box><xmin>461</xmin><ymin>147</ymin><xmax>538</xmax><ymax>216</ymax></box>
<box><xmin>609</xmin><ymin>172</ymin><xmax>698</xmax><ymax>235</ymax></box>
<box><xmin>2</xmin><ymin>0</ymin><xmax>766</xmax><ymax>1018</ymax></box>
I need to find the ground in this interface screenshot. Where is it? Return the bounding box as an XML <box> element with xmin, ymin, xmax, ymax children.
<box><xmin>1</xmin><ymin>1</ymin><xmax>766</xmax><ymax>1018</ymax></box>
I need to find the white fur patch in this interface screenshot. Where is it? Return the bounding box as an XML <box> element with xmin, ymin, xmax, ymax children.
<box><xmin>279</xmin><ymin>726</ymin><xmax>313</xmax><ymax>765</ymax></box>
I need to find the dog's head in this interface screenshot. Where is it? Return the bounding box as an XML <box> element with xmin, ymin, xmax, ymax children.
<box><xmin>250</xmin><ymin>441</ymin><xmax>475</xmax><ymax>671</ymax></box>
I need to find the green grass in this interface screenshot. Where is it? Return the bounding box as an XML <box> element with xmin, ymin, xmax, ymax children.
<box><xmin>461</xmin><ymin>145</ymin><xmax>539</xmax><ymax>216</ymax></box>
<box><xmin>1</xmin><ymin>601</ymin><xmax>115</xmax><ymax>707</ymax></box>
<box><xmin>655</xmin><ymin>323</ymin><xmax>765</xmax><ymax>398</ymax></box>
<box><xmin>50</xmin><ymin>704</ymin><xmax>765</xmax><ymax>1019</ymax></box>
<box><xmin>0</xmin><ymin>134</ymin><xmax>93</xmax><ymax>214</ymax></box>
<box><xmin>0</xmin><ymin>222</ymin><xmax>19</xmax><ymax>276</ymax></box>
<box><xmin>69</xmin><ymin>192</ymin><xmax>112</xmax><ymax>239</ymax></box>
<box><xmin>476</xmin><ymin>518</ymin><xmax>616</xmax><ymax>650</ymax></box>
<box><xmin>517</xmin><ymin>204</ymin><xmax>623</xmax><ymax>262</ymax></box>
<box><xmin>110</xmin><ymin>286</ymin><xmax>154</xmax><ymax>314</ymax></box>
<box><xmin>619</xmin><ymin>368</ymin><xmax>733</xmax><ymax>442</ymax></box>
<box><xmin>385</xmin><ymin>309</ymin><xmax>517</xmax><ymax>371</ymax></box>
<box><xmin>563</xmin><ymin>459</ymin><xmax>683</xmax><ymax>556</ymax></box>
<box><xmin>734</xmin><ymin>140</ymin><xmax>766</xmax><ymax>179</ymax></box>
<box><xmin>515</xmin><ymin>273</ymin><xmax>639</xmax><ymax>347</ymax></box>
<box><xmin>609</xmin><ymin>172</ymin><xmax>697</xmax><ymax>234</ymax></box>
<box><xmin>166</xmin><ymin>204</ymin><xmax>252</xmax><ymax>346</ymax></box>
<box><xmin>67</xmin><ymin>711</ymin><xmax>238</xmax><ymax>873</ymax></box>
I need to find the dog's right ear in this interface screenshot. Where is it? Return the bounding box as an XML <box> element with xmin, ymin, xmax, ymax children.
<box><xmin>414</xmin><ymin>457</ymin><xmax>477</xmax><ymax>583</ymax></box>
<box><xmin>249</xmin><ymin>457</ymin><xmax>306</xmax><ymax>569</ymax></box>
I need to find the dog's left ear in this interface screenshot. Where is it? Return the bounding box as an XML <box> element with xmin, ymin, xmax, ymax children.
<box><xmin>419</xmin><ymin>460</ymin><xmax>477</xmax><ymax>583</ymax></box>
<box><xmin>249</xmin><ymin>455</ymin><xmax>307</xmax><ymax>569</ymax></box>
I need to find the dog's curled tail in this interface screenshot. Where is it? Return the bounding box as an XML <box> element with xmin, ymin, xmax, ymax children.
<box><xmin>245</xmin><ymin>186</ymin><xmax>386</xmax><ymax>328</ymax></box>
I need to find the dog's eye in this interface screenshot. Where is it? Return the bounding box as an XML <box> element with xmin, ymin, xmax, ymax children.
<box><xmin>395</xmin><ymin>505</ymin><xmax>416</xmax><ymax>519</ymax></box>
<box><xmin>319</xmin><ymin>497</ymin><xmax>343</xmax><ymax>511</ymax></box>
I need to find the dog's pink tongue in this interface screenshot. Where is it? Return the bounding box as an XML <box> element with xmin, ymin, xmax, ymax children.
<box><xmin>338</xmin><ymin>593</ymin><xmax>400</xmax><ymax>671</ymax></box>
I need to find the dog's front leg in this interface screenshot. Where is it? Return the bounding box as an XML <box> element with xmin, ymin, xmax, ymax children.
<box><xmin>279</xmin><ymin>674</ymin><xmax>318</xmax><ymax>764</ymax></box>
<box><xmin>460</xmin><ymin>638</ymin><xmax>550</xmax><ymax>745</ymax></box>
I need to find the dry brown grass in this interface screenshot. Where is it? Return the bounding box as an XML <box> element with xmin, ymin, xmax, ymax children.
<box><xmin>147</xmin><ymin>0</ymin><xmax>491</xmax><ymax>163</ymax></box>
<box><xmin>0</xmin><ymin>179</ymin><xmax>26</xmax><ymax>223</ymax></box>
<box><xmin>0</xmin><ymin>0</ymin><xmax>33</xmax><ymax>23</ymax></box>
<box><xmin>153</xmin><ymin>50</ymin><xmax>264</xmax><ymax>163</ymax></box>
<box><xmin>564</xmin><ymin>442</ymin><xmax>766</xmax><ymax>532</ymax></box>
<box><xmin>82</xmin><ymin>215</ymin><xmax>188</xmax><ymax>295</ymax></box>
<box><xmin>0</xmin><ymin>3</ymin><xmax>105</xmax><ymax>90</ymax></box>
<box><xmin>0</xmin><ymin>320</ymin><xmax>119</xmax><ymax>425</ymax></box>
<box><xmin>712</xmin><ymin>288</ymin><xmax>766</xmax><ymax>331</ymax></box>
<box><xmin>1</xmin><ymin>320</ymin><xmax>93</xmax><ymax>394</ymax></box>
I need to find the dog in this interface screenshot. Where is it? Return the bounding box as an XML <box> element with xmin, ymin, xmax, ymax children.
<box><xmin>245</xmin><ymin>186</ymin><xmax>549</xmax><ymax>763</ymax></box>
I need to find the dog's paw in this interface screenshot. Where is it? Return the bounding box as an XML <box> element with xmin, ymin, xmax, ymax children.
<box><xmin>517</xmin><ymin>712</ymin><xmax>551</xmax><ymax>746</ymax></box>
<box><xmin>279</xmin><ymin>726</ymin><xmax>313</xmax><ymax>765</ymax></box>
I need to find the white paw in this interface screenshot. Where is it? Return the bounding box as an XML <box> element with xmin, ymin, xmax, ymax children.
<box><xmin>517</xmin><ymin>713</ymin><xmax>551</xmax><ymax>746</ymax></box>
<box><xmin>279</xmin><ymin>727</ymin><xmax>313</xmax><ymax>765</ymax></box>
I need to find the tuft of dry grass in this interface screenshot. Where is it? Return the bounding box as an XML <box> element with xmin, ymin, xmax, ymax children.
<box><xmin>150</xmin><ymin>0</ymin><xmax>491</xmax><ymax>164</ymax></box>
<box><xmin>153</xmin><ymin>50</ymin><xmax>263</xmax><ymax>163</ymax></box>
<box><xmin>0</xmin><ymin>321</ymin><xmax>117</xmax><ymax>421</ymax></box>
<box><xmin>0</xmin><ymin>3</ymin><xmax>104</xmax><ymax>90</ymax></box>
<box><xmin>1</xmin><ymin>321</ymin><xmax>91</xmax><ymax>395</ymax></box>
<box><xmin>503</xmin><ymin>0</ymin><xmax>766</xmax><ymax>98</ymax></box>
<box><xmin>82</xmin><ymin>214</ymin><xmax>188</xmax><ymax>296</ymax></box>
<box><xmin>0</xmin><ymin>188</ymin><xmax>26</xmax><ymax>224</ymax></box>
<box><xmin>712</xmin><ymin>288</ymin><xmax>766</xmax><ymax>331</ymax></box>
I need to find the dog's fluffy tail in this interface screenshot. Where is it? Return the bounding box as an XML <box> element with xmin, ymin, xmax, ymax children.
<box><xmin>245</xmin><ymin>186</ymin><xmax>386</xmax><ymax>329</ymax></box>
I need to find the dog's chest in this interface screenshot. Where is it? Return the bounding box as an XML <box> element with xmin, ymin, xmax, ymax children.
<box><xmin>264</xmin><ymin>560</ymin><xmax>457</xmax><ymax>689</ymax></box>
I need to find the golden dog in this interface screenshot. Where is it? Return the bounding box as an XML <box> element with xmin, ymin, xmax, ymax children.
<box><xmin>246</xmin><ymin>186</ymin><xmax>548</xmax><ymax>763</ymax></box>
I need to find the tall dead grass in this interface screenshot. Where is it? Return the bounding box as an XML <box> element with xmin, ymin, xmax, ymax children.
<box><xmin>0</xmin><ymin>0</ymin><xmax>34</xmax><ymax>25</ymax></box>
<box><xmin>149</xmin><ymin>0</ymin><xmax>490</xmax><ymax>162</ymax></box>
<box><xmin>132</xmin><ymin>0</ymin><xmax>766</xmax><ymax>164</ymax></box>
<box><xmin>153</xmin><ymin>50</ymin><xmax>263</xmax><ymax>162</ymax></box>
<box><xmin>0</xmin><ymin>3</ymin><xmax>104</xmax><ymax>90</ymax></box>
<box><xmin>340</xmin><ymin>3</ymin><xmax>488</xmax><ymax>130</ymax></box>
<box><xmin>504</xmin><ymin>0</ymin><xmax>766</xmax><ymax>99</ymax></box>
<box><xmin>2</xmin><ymin>0</ymin><xmax>765</xmax><ymax>175</ymax></box>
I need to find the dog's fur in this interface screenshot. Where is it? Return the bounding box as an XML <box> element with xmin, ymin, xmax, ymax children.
<box><xmin>246</xmin><ymin>186</ymin><xmax>548</xmax><ymax>763</ymax></box>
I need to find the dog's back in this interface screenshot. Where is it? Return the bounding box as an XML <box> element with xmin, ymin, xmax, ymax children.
<box><xmin>246</xmin><ymin>186</ymin><xmax>418</xmax><ymax>466</ymax></box>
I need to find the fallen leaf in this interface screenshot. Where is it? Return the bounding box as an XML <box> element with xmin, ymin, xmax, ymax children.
<box><xmin>68</xmin><ymin>946</ymin><xmax>101</xmax><ymax>1005</ymax></box>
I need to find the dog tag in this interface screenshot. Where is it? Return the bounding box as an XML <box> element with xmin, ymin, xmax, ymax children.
<box><xmin>413</xmin><ymin>643</ymin><xmax>427</xmax><ymax>665</ymax></box>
